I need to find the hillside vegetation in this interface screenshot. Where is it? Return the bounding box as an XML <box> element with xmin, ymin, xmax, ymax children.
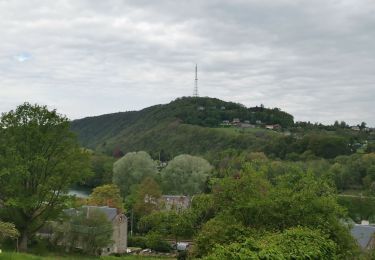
<box><xmin>71</xmin><ymin>97</ymin><xmax>371</xmax><ymax>160</ymax></box>
<box><xmin>71</xmin><ymin>97</ymin><xmax>290</xmax><ymax>158</ymax></box>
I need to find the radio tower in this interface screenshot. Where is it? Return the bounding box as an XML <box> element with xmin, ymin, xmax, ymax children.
<box><xmin>193</xmin><ymin>64</ymin><xmax>199</xmax><ymax>97</ymax></box>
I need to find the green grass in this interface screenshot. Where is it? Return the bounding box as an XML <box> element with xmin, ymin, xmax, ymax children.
<box><xmin>0</xmin><ymin>252</ymin><xmax>175</xmax><ymax>260</ymax></box>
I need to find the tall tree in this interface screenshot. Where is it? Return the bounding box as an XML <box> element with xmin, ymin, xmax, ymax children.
<box><xmin>53</xmin><ymin>207</ymin><xmax>113</xmax><ymax>255</ymax></box>
<box><xmin>133</xmin><ymin>177</ymin><xmax>162</xmax><ymax>217</ymax></box>
<box><xmin>112</xmin><ymin>151</ymin><xmax>158</xmax><ymax>197</ymax></box>
<box><xmin>87</xmin><ymin>184</ymin><xmax>124</xmax><ymax>212</ymax></box>
<box><xmin>0</xmin><ymin>103</ymin><xmax>91</xmax><ymax>251</ymax></box>
<box><xmin>161</xmin><ymin>154</ymin><xmax>212</xmax><ymax>195</ymax></box>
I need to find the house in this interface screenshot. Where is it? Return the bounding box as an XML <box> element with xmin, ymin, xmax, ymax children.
<box><xmin>197</xmin><ymin>106</ymin><xmax>205</xmax><ymax>111</ymax></box>
<box><xmin>232</xmin><ymin>118</ymin><xmax>241</xmax><ymax>125</ymax></box>
<box><xmin>351</xmin><ymin>126</ymin><xmax>361</xmax><ymax>131</ymax></box>
<box><xmin>351</xmin><ymin>221</ymin><xmax>375</xmax><ymax>250</ymax></box>
<box><xmin>56</xmin><ymin>206</ymin><xmax>128</xmax><ymax>255</ymax></box>
<box><xmin>265</xmin><ymin>124</ymin><xmax>281</xmax><ymax>130</ymax></box>
<box><xmin>160</xmin><ymin>195</ymin><xmax>191</xmax><ymax>211</ymax></box>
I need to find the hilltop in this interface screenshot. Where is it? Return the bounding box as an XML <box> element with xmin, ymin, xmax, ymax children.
<box><xmin>71</xmin><ymin>96</ymin><xmax>373</xmax><ymax>161</ymax></box>
<box><xmin>71</xmin><ymin>97</ymin><xmax>292</xmax><ymax>159</ymax></box>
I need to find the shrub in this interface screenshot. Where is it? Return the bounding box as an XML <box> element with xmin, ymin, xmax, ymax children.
<box><xmin>127</xmin><ymin>236</ymin><xmax>147</xmax><ymax>248</ymax></box>
<box><xmin>145</xmin><ymin>232</ymin><xmax>171</xmax><ymax>252</ymax></box>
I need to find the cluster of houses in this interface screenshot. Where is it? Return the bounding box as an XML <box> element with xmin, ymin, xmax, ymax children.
<box><xmin>36</xmin><ymin>194</ymin><xmax>375</xmax><ymax>255</ymax></box>
<box><xmin>220</xmin><ymin>118</ymin><xmax>281</xmax><ymax>131</ymax></box>
<box><xmin>351</xmin><ymin>125</ymin><xmax>374</xmax><ymax>132</ymax></box>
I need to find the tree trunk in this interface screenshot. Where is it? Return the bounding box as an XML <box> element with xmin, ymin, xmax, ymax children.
<box><xmin>19</xmin><ymin>232</ymin><xmax>28</xmax><ymax>252</ymax></box>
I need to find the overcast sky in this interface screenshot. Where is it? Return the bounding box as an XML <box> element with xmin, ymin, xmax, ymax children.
<box><xmin>0</xmin><ymin>0</ymin><xmax>374</xmax><ymax>125</ymax></box>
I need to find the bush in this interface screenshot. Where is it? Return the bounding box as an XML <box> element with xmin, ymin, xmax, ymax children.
<box><xmin>127</xmin><ymin>236</ymin><xmax>147</xmax><ymax>248</ymax></box>
<box><xmin>29</xmin><ymin>237</ymin><xmax>51</xmax><ymax>255</ymax></box>
<box><xmin>177</xmin><ymin>251</ymin><xmax>188</xmax><ymax>260</ymax></box>
<box><xmin>145</xmin><ymin>232</ymin><xmax>171</xmax><ymax>252</ymax></box>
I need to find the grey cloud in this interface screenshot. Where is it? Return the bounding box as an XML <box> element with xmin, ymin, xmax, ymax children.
<box><xmin>0</xmin><ymin>0</ymin><xmax>374</xmax><ymax>125</ymax></box>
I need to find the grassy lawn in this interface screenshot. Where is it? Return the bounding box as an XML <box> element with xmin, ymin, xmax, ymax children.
<box><xmin>0</xmin><ymin>252</ymin><xmax>175</xmax><ymax>260</ymax></box>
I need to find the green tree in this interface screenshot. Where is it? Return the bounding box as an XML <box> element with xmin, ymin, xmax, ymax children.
<box><xmin>138</xmin><ymin>210</ymin><xmax>194</xmax><ymax>242</ymax></box>
<box><xmin>113</xmin><ymin>151</ymin><xmax>158</xmax><ymax>197</ymax></box>
<box><xmin>53</xmin><ymin>207</ymin><xmax>113</xmax><ymax>255</ymax></box>
<box><xmin>87</xmin><ymin>184</ymin><xmax>124</xmax><ymax>212</ymax></box>
<box><xmin>198</xmin><ymin>164</ymin><xmax>357</xmax><ymax>257</ymax></box>
<box><xmin>203</xmin><ymin>227</ymin><xmax>338</xmax><ymax>260</ymax></box>
<box><xmin>0</xmin><ymin>103</ymin><xmax>91</xmax><ymax>251</ymax></box>
<box><xmin>133</xmin><ymin>177</ymin><xmax>162</xmax><ymax>217</ymax></box>
<box><xmin>193</xmin><ymin>216</ymin><xmax>250</xmax><ymax>257</ymax></box>
<box><xmin>84</xmin><ymin>153</ymin><xmax>115</xmax><ymax>187</ymax></box>
<box><xmin>161</xmin><ymin>155</ymin><xmax>213</xmax><ymax>195</ymax></box>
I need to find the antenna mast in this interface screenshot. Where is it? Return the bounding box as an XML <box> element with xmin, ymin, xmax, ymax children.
<box><xmin>193</xmin><ymin>64</ymin><xmax>199</xmax><ymax>97</ymax></box>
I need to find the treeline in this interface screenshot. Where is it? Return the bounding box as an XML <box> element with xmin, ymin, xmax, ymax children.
<box><xmin>2</xmin><ymin>102</ymin><xmax>374</xmax><ymax>258</ymax></box>
<box><xmin>71</xmin><ymin>96</ymin><xmax>373</xmax><ymax>163</ymax></box>
<box><xmin>171</xmin><ymin>97</ymin><xmax>294</xmax><ymax>127</ymax></box>
<box><xmin>85</xmin><ymin>150</ymin><xmax>375</xmax><ymax>195</ymax></box>
<box><xmin>265</xmin><ymin>133</ymin><xmax>352</xmax><ymax>159</ymax></box>
<box><xmin>70</xmin><ymin>97</ymin><xmax>293</xmax><ymax>155</ymax></box>
<box><xmin>115</xmin><ymin>151</ymin><xmax>375</xmax><ymax>259</ymax></box>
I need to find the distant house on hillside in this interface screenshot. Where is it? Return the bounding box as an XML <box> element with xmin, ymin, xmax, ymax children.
<box><xmin>265</xmin><ymin>124</ymin><xmax>281</xmax><ymax>130</ymax></box>
<box><xmin>351</xmin><ymin>126</ymin><xmax>361</xmax><ymax>131</ymax></box>
<box><xmin>161</xmin><ymin>195</ymin><xmax>191</xmax><ymax>211</ymax></box>
<box><xmin>232</xmin><ymin>118</ymin><xmax>241</xmax><ymax>125</ymax></box>
<box><xmin>351</xmin><ymin>221</ymin><xmax>375</xmax><ymax>250</ymax></box>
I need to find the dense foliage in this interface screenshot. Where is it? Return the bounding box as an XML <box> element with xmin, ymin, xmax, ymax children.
<box><xmin>190</xmin><ymin>160</ymin><xmax>358</xmax><ymax>258</ymax></box>
<box><xmin>87</xmin><ymin>184</ymin><xmax>124</xmax><ymax>212</ymax></box>
<box><xmin>161</xmin><ymin>154</ymin><xmax>212</xmax><ymax>195</ymax></box>
<box><xmin>71</xmin><ymin>97</ymin><xmax>373</xmax><ymax>162</ymax></box>
<box><xmin>203</xmin><ymin>227</ymin><xmax>338</xmax><ymax>260</ymax></box>
<box><xmin>71</xmin><ymin>97</ymin><xmax>293</xmax><ymax>157</ymax></box>
<box><xmin>2</xmin><ymin>101</ymin><xmax>374</xmax><ymax>258</ymax></box>
<box><xmin>52</xmin><ymin>207</ymin><xmax>113</xmax><ymax>255</ymax></box>
<box><xmin>112</xmin><ymin>151</ymin><xmax>158</xmax><ymax>197</ymax></box>
<box><xmin>0</xmin><ymin>103</ymin><xmax>91</xmax><ymax>251</ymax></box>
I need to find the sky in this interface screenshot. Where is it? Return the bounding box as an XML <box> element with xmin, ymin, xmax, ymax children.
<box><xmin>0</xmin><ymin>0</ymin><xmax>374</xmax><ymax>126</ymax></box>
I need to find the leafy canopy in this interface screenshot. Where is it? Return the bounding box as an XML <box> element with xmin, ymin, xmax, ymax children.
<box><xmin>87</xmin><ymin>184</ymin><xmax>124</xmax><ymax>212</ymax></box>
<box><xmin>203</xmin><ymin>227</ymin><xmax>338</xmax><ymax>260</ymax></box>
<box><xmin>53</xmin><ymin>207</ymin><xmax>113</xmax><ymax>255</ymax></box>
<box><xmin>112</xmin><ymin>151</ymin><xmax>158</xmax><ymax>197</ymax></box>
<box><xmin>161</xmin><ymin>154</ymin><xmax>212</xmax><ymax>195</ymax></box>
<box><xmin>0</xmin><ymin>103</ymin><xmax>91</xmax><ymax>250</ymax></box>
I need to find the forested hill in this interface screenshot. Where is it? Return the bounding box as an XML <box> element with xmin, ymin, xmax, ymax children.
<box><xmin>71</xmin><ymin>97</ymin><xmax>293</xmax><ymax>157</ymax></box>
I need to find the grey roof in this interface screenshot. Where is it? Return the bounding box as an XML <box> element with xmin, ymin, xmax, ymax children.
<box><xmin>351</xmin><ymin>224</ymin><xmax>375</xmax><ymax>249</ymax></box>
<box><xmin>64</xmin><ymin>206</ymin><xmax>118</xmax><ymax>222</ymax></box>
